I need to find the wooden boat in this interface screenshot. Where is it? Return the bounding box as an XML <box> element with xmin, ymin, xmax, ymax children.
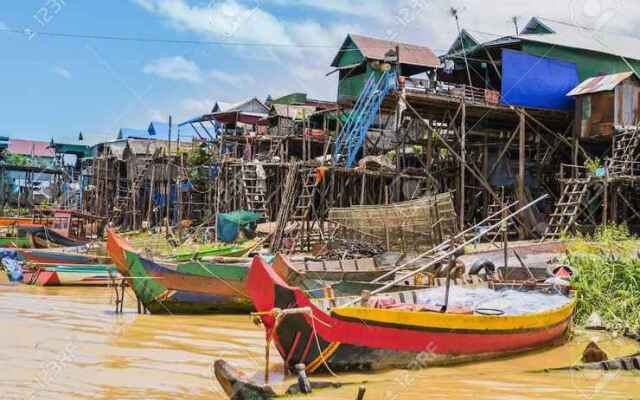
<box><xmin>18</xmin><ymin>248</ymin><xmax>110</xmax><ymax>265</ymax></box>
<box><xmin>108</xmin><ymin>229</ymin><xmax>254</xmax><ymax>314</ymax></box>
<box><xmin>121</xmin><ymin>230</ymin><xmax>258</xmax><ymax>261</ymax></box>
<box><xmin>213</xmin><ymin>359</ymin><xmax>347</xmax><ymax>398</ymax></box>
<box><xmin>248</xmin><ymin>256</ymin><xmax>577</xmax><ymax>373</ymax></box>
<box><xmin>20</xmin><ymin>226</ymin><xmax>89</xmax><ymax>248</ymax></box>
<box><xmin>284</xmin><ymin>256</ymin><xmax>397</xmax><ymax>282</ymax></box>
<box><xmin>272</xmin><ymin>254</ymin><xmax>431</xmax><ymax>297</ymax></box>
<box><xmin>28</xmin><ymin>264</ymin><xmax>120</xmax><ymax>286</ymax></box>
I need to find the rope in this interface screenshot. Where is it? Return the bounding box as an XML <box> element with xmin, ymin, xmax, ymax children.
<box><xmin>193</xmin><ymin>258</ymin><xmax>248</xmax><ymax>299</ymax></box>
<box><xmin>309</xmin><ymin>313</ymin><xmax>339</xmax><ymax>377</ymax></box>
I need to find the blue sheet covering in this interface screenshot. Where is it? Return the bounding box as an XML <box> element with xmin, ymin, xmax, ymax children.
<box><xmin>500</xmin><ymin>49</ymin><xmax>579</xmax><ymax>111</ymax></box>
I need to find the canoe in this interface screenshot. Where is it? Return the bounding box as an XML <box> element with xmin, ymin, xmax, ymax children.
<box><xmin>248</xmin><ymin>256</ymin><xmax>576</xmax><ymax>373</ymax></box>
<box><xmin>30</xmin><ymin>264</ymin><xmax>120</xmax><ymax>286</ymax></box>
<box><xmin>286</xmin><ymin>256</ymin><xmax>396</xmax><ymax>282</ymax></box>
<box><xmin>171</xmin><ymin>241</ymin><xmax>258</xmax><ymax>261</ymax></box>
<box><xmin>272</xmin><ymin>254</ymin><xmax>433</xmax><ymax>297</ymax></box>
<box><xmin>19</xmin><ymin>226</ymin><xmax>89</xmax><ymax>248</ymax></box>
<box><xmin>120</xmin><ymin>230</ymin><xmax>257</xmax><ymax>260</ymax></box>
<box><xmin>18</xmin><ymin>249</ymin><xmax>110</xmax><ymax>265</ymax></box>
<box><xmin>108</xmin><ymin>229</ymin><xmax>254</xmax><ymax>314</ymax></box>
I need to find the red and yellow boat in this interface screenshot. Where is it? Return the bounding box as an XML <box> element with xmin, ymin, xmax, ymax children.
<box><xmin>248</xmin><ymin>256</ymin><xmax>576</xmax><ymax>373</ymax></box>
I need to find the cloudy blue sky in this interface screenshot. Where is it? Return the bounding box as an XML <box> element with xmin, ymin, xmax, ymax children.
<box><xmin>0</xmin><ymin>0</ymin><xmax>638</xmax><ymax>143</ymax></box>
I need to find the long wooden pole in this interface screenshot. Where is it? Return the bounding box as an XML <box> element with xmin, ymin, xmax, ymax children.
<box><xmin>460</xmin><ymin>101</ymin><xmax>466</xmax><ymax>229</ymax></box>
<box><xmin>166</xmin><ymin>116</ymin><xmax>172</xmax><ymax>231</ymax></box>
<box><xmin>518</xmin><ymin>110</ymin><xmax>526</xmax><ymax>208</ymax></box>
<box><xmin>146</xmin><ymin>162</ymin><xmax>156</xmax><ymax>229</ymax></box>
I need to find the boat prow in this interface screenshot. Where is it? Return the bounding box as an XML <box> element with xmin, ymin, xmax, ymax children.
<box><xmin>107</xmin><ymin>228</ymin><xmax>133</xmax><ymax>275</ymax></box>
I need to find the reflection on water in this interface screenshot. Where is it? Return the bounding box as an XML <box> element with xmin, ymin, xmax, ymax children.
<box><xmin>0</xmin><ymin>281</ymin><xmax>638</xmax><ymax>400</ymax></box>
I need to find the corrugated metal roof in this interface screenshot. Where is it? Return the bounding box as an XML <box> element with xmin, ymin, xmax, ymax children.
<box><xmin>7</xmin><ymin>139</ymin><xmax>54</xmax><ymax>157</ymax></box>
<box><xmin>332</xmin><ymin>34</ymin><xmax>440</xmax><ymax>68</ymax></box>
<box><xmin>211</xmin><ymin>98</ymin><xmax>269</xmax><ymax>114</ymax></box>
<box><xmin>272</xmin><ymin>104</ymin><xmax>317</xmax><ymax>119</ymax></box>
<box><xmin>519</xmin><ymin>17</ymin><xmax>640</xmax><ymax>62</ymax></box>
<box><xmin>567</xmin><ymin>71</ymin><xmax>636</xmax><ymax>96</ymax></box>
<box><xmin>118</xmin><ymin>128</ymin><xmax>149</xmax><ymax>140</ymax></box>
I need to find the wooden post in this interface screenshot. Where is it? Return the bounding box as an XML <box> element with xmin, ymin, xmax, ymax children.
<box><xmin>147</xmin><ymin>162</ymin><xmax>156</xmax><ymax>229</ymax></box>
<box><xmin>460</xmin><ymin>101</ymin><xmax>466</xmax><ymax>230</ymax></box>
<box><xmin>603</xmin><ymin>180</ymin><xmax>608</xmax><ymax>226</ymax></box>
<box><xmin>166</xmin><ymin>116</ymin><xmax>172</xmax><ymax>231</ymax></box>
<box><xmin>426</xmin><ymin>124</ymin><xmax>433</xmax><ymax>171</ymax></box>
<box><xmin>483</xmin><ymin>132</ymin><xmax>489</xmax><ymax>217</ymax></box>
<box><xmin>518</xmin><ymin>110</ymin><xmax>526</xmax><ymax>208</ymax></box>
<box><xmin>518</xmin><ymin>111</ymin><xmax>526</xmax><ymax>239</ymax></box>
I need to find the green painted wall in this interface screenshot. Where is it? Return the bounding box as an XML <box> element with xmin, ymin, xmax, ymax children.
<box><xmin>522</xmin><ymin>41</ymin><xmax>640</xmax><ymax>81</ymax></box>
<box><xmin>336</xmin><ymin>38</ymin><xmax>364</xmax><ymax>67</ymax></box>
<box><xmin>337</xmin><ymin>64</ymin><xmax>383</xmax><ymax>103</ymax></box>
<box><xmin>335</xmin><ymin>36</ymin><xmax>369</xmax><ymax>102</ymax></box>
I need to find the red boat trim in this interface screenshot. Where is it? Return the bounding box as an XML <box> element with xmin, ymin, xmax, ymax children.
<box><xmin>299</xmin><ymin>333</ymin><xmax>315</xmax><ymax>366</ymax></box>
<box><xmin>285</xmin><ymin>332</ymin><xmax>302</xmax><ymax>367</ymax></box>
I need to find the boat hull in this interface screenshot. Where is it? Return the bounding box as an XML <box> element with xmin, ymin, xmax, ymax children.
<box><xmin>123</xmin><ymin>247</ymin><xmax>253</xmax><ymax>314</ymax></box>
<box><xmin>31</xmin><ymin>265</ymin><xmax>119</xmax><ymax>286</ymax></box>
<box><xmin>248</xmin><ymin>256</ymin><xmax>575</xmax><ymax>373</ymax></box>
<box><xmin>18</xmin><ymin>249</ymin><xmax>108</xmax><ymax>265</ymax></box>
<box><xmin>107</xmin><ymin>228</ymin><xmax>256</xmax><ymax>314</ymax></box>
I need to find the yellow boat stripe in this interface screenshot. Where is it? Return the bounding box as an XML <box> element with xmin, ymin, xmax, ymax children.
<box><xmin>331</xmin><ymin>297</ymin><xmax>576</xmax><ymax>332</ymax></box>
<box><xmin>306</xmin><ymin>342</ymin><xmax>340</xmax><ymax>373</ymax></box>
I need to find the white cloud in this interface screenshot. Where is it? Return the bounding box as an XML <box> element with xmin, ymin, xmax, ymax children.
<box><xmin>208</xmin><ymin>69</ymin><xmax>256</xmax><ymax>87</ymax></box>
<box><xmin>52</xmin><ymin>66</ymin><xmax>72</xmax><ymax>80</ymax></box>
<box><xmin>130</xmin><ymin>0</ymin><xmax>155</xmax><ymax>12</ymax></box>
<box><xmin>149</xmin><ymin>109</ymin><xmax>169</xmax><ymax>122</ymax></box>
<box><xmin>180</xmin><ymin>97</ymin><xmax>216</xmax><ymax>116</ymax></box>
<box><xmin>143</xmin><ymin>56</ymin><xmax>202</xmax><ymax>83</ymax></box>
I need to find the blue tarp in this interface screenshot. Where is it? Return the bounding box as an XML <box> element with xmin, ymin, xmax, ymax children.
<box><xmin>217</xmin><ymin>210</ymin><xmax>262</xmax><ymax>243</ymax></box>
<box><xmin>1</xmin><ymin>250</ymin><xmax>22</xmax><ymax>282</ymax></box>
<box><xmin>500</xmin><ymin>49</ymin><xmax>579</xmax><ymax>111</ymax></box>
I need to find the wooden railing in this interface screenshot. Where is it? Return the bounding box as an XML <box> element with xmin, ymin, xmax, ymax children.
<box><xmin>403</xmin><ymin>78</ymin><xmax>501</xmax><ymax>106</ymax></box>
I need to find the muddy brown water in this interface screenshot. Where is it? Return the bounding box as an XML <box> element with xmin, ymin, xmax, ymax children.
<box><xmin>1</xmin><ymin>281</ymin><xmax>639</xmax><ymax>399</ymax></box>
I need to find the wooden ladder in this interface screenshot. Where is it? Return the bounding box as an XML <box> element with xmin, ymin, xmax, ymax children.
<box><xmin>291</xmin><ymin>168</ymin><xmax>321</xmax><ymax>251</ymax></box>
<box><xmin>609</xmin><ymin>127</ymin><xmax>640</xmax><ymax>176</ymax></box>
<box><xmin>241</xmin><ymin>162</ymin><xmax>267</xmax><ymax>217</ymax></box>
<box><xmin>293</xmin><ymin>168</ymin><xmax>317</xmax><ymax>221</ymax></box>
<box><xmin>543</xmin><ymin>176</ymin><xmax>592</xmax><ymax>240</ymax></box>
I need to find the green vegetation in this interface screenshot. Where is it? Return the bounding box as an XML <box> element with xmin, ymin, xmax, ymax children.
<box><xmin>584</xmin><ymin>157</ymin><xmax>603</xmax><ymax>175</ymax></box>
<box><xmin>564</xmin><ymin>225</ymin><xmax>640</xmax><ymax>333</ymax></box>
